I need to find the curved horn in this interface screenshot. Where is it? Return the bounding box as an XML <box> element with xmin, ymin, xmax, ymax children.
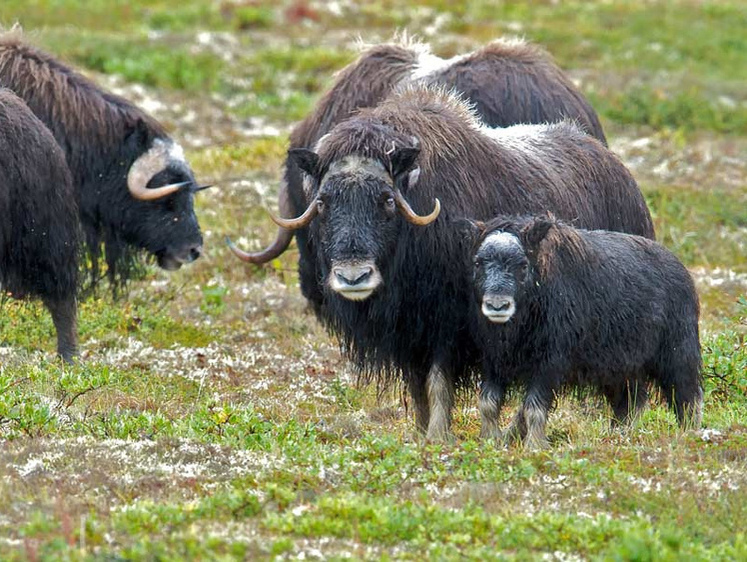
<box><xmin>226</xmin><ymin>231</ymin><xmax>293</xmax><ymax>264</ymax></box>
<box><xmin>226</xmin><ymin>179</ymin><xmax>312</xmax><ymax>264</ymax></box>
<box><xmin>394</xmin><ymin>191</ymin><xmax>441</xmax><ymax>226</ymax></box>
<box><xmin>268</xmin><ymin>199</ymin><xmax>319</xmax><ymax>230</ymax></box>
<box><xmin>127</xmin><ymin>139</ymin><xmax>188</xmax><ymax>201</ymax></box>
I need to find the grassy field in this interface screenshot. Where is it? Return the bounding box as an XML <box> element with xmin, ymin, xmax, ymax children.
<box><xmin>0</xmin><ymin>1</ymin><xmax>746</xmax><ymax>560</ymax></box>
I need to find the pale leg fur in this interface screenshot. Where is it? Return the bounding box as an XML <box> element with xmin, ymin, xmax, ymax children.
<box><xmin>425</xmin><ymin>364</ymin><xmax>454</xmax><ymax>442</ymax></box>
<box><xmin>479</xmin><ymin>384</ymin><xmax>503</xmax><ymax>441</ymax></box>
<box><xmin>522</xmin><ymin>396</ymin><xmax>550</xmax><ymax>451</ymax></box>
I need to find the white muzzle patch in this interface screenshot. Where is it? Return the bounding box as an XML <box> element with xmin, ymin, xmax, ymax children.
<box><xmin>329</xmin><ymin>261</ymin><xmax>382</xmax><ymax>301</ymax></box>
<box><xmin>481</xmin><ymin>295</ymin><xmax>516</xmax><ymax>323</ymax></box>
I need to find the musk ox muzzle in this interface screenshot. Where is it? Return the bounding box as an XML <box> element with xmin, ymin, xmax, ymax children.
<box><xmin>156</xmin><ymin>243</ymin><xmax>203</xmax><ymax>271</ymax></box>
<box><xmin>328</xmin><ymin>260</ymin><xmax>383</xmax><ymax>301</ymax></box>
<box><xmin>482</xmin><ymin>295</ymin><xmax>516</xmax><ymax>323</ymax></box>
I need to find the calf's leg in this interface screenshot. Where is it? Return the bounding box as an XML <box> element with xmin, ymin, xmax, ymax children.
<box><xmin>479</xmin><ymin>379</ymin><xmax>505</xmax><ymax>441</ymax></box>
<box><xmin>521</xmin><ymin>389</ymin><xmax>552</xmax><ymax>451</ymax></box>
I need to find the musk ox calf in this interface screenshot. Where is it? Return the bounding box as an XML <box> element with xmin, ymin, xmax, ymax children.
<box><xmin>0</xmin><ymin>28</ymin><xmax>205</xmax><ymax>288</ymax></box>
<box><xmin>470</xmin><ymin>215</ymin><xmax>703</xmax><ymax>449</ymax></box>
<box><xmin>0</xmin><ymin>88</ymin><xmax>80</xmax><ymax>361</ymax></box>
<box><xmin>230</xmin><ymin>86</ymin><xmax>654</xmax><ymax>441</ymax></box>
<box><xmin>236</xmin><ymin>36</ymin><xmax>607</xmax><ymax>287</ymax></box>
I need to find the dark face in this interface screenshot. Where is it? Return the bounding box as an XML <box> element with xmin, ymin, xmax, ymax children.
<box><xmin>473</xmin><ymin>231</ymin><xmax>529</xmax><ymax>323</ymax></box>
<box><xmin>141</xmin><ymin>162</ymin><xmax>203</xmax><ymax>271</ymax></box>
<box><xmin>314</xmin><ymin>157</ymin><xmax>402</xmax><ymax>301</ymax></box>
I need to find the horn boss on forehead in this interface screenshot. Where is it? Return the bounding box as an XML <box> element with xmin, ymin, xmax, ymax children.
<box><xmin>127</xmin><ymin>139</ymin><xmax>190</xmax><ymax>201</ymax></box>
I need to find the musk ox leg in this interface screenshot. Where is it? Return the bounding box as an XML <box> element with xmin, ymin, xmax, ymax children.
<box><xmin>479</xmin><ymin>380</ymin><xmax>505</xmax><ymax>441</ymax></box>
<box><xmin>657</xmin><ymin>346</ymin><xmax>703</xmax><ymax>429</ymax></box>
<box><xmin>522</xmin><ymin>392</ymin><xmax>551</xmax><ymax>451</ymax></box>
<box><xmin>425</xmin><ymin>364</ymin><xmax>454</xmax><ymax>443</ymax></box>
<box><xmin>43</xmin><ymin>295</ymin><xmax>78</xmax><ymax>363</ymax></box>
<box><xmin>668</xmin><ymin>376</ymin><xmax>703</xmax><ymax>429</ymax></box>
<box><xmin>605</xmin><ymin>380</ymin><xmax>648</xmax><ymax>428</ymax></box>
<box><xmin>408</xmin><ymin>376</ymin><xmax>430</xmax><ymax>436</ymax></box>
<box><xmin>507</xmin><ymin>389</ymin><xmax>552</xmax><ymax>450</ymax></box>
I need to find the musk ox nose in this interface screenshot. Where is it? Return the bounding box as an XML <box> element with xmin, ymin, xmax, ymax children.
<box><xmin>334</xmin><ymin>265</ymin><xmax>373</xmax><ymax>287</ymax></box>
<box><xmin>329</xmin><ymin>261</ymin><xmax>382</xmax><ymax>301</ymax></box>
<box><xmin>482</xmin><ymin>295</ymin><xmax>516</xmax><ymax>323</ymax></box>
<box><xmin>187</xmin><ymin>244</ymin><xmax>202</xmax><ymax>263</ymax></box>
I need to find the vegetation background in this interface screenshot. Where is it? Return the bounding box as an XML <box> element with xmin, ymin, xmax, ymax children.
<box><xmin>0</xmin><ymin>0</ymin><xmax>745</xmax><ymax>559</ymax></box>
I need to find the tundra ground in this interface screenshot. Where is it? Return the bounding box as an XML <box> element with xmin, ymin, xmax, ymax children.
<box><xmin>0</xmin><ymin>1</ymin><xmax>746</xmax><ymax>560</ymax></box>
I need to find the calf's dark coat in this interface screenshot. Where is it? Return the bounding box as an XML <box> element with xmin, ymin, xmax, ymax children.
<box><xmin>0</xmin><ymin>88</ymin><xmax>80</xmax><ymax>360</ymax></box>
<box><xmin>238</xmin><ymin>37</ymin><xmax>608</xmax><ymax>292</ymax></box>
<box><xmin>233</xmin><ymin>86</ymin><xmax>653</xmax><ymax>440</ymax></box>
<box><xmin>470</xmin><ymin>215</ymin><xmax>703</xmax><ymax>448</ymax></box>
<box><xmin>0</xmin><ymin>29</ymin><xmax>203</xmax><ymax>288</ymax></box>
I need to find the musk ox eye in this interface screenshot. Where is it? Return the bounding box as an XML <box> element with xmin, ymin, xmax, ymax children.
<box><xmin>316</xmin><ymin>199</ymin><xmax>325</xmax><ymax>214</ymax></box>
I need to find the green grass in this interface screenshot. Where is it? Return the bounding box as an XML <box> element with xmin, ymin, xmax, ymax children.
<box><xmin>0</xmin><ymin>0</ymin><xmax>746</xmax><ymax>559</ymax></box>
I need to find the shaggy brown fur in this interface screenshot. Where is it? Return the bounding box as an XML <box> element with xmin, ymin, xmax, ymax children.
<box><xmin>253</xmin><ymin>37</ymin><xmax>608</xmax><ymax>305</ymax></box>
<box><xmin>289</xmin><ymin>86</ymin><xmax>653</xmax><ymax>440</ymax></box>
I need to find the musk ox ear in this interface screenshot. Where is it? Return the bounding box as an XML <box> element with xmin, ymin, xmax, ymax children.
<box><xmin>389</xmin><ymin>146</ymin><xmax>420</xmax><ymax>187</ymax></box>
<box><xmin>288</xmin><ymin>148</ymin><xmax>321</xmax><ymax>178</ymax></box>
<box><xmin>453</xmin><ymin>217</ymin><xmax>485</xmax><ymax>238</ymax></box>
<box><xmin>124</xmin><ymin>118</ymin><xmax>151</xmax><ymax>151</ymax></box>
<box><xmin>520</xmin><ymin>216</ymin><xmax>555</xmax><ymax>253</ymax></box>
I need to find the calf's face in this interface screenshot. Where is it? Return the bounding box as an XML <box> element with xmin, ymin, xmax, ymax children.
<box><xmin>473</xmin><ymin>231</ymin><xmax>529</xmax><ymax>323</ymax></box>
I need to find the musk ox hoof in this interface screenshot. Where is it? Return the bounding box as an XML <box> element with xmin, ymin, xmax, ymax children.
<box><xmin>479</xmin><ymin>426</ymin><xmax>503</xmax><ymax>442</ymax></box>
<box><xmin>423</xmin><ymin>428</ymin><xmax>456</xmax><ymax>445</ymax></box>
<box><xmin>523</xmin><ymin>436</ymin><xmax>550</xmax><ymax>451</ymax></box>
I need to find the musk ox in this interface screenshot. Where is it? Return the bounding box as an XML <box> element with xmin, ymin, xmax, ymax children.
<box><xmin>0</xmin><ymin>29</ymin><xmax>205</xmax><ymax>288</ymax></box>
<box><xmin>469</xmin><ymin>215</ymin><xmax>703</xmax><ymax>449</ymax></box>
<box><xmin>230</xmin><ymin>86</ymin><xmax>654</xmax><ymax>441</ymax></box>
<box><xmin>235</xmin><ymin>36</ymin><xmax>607</xmax><ymax>283</ymax></box>
<box><xmin>0</xmin><ymin>88</ymin><xmax>80</xmax><ymax>361</ymax></box>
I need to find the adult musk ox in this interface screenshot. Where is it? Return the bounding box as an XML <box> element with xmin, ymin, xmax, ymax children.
<box><xmin>0</xmin><ymin>29</ymin><xmax>205</xmax><ymax>287</ymax></box>
<box><xmin>469</xmin><ymin>215</ymin><xmax>702</xmax><ymax>449</ymax></box>
<box><xmin>0</xmin><ymin>88</ymin><xmax>80</xmax><ymax>361</ymax></box>
<box><xmin>234</xmin><ymin>36</ymin><xmax>608</xmax><ymax>294</ymax></box>
<box><xmin>230</xmin><ymin>86</ymin><xmax>654</xmax><ymax>441</ymax></box>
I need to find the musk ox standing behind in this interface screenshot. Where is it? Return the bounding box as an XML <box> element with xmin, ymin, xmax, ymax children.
<box><xmin>0</xmin><ymin>88</ymin><xmax>80</xmax><ymax>361</ymax></box>
<box><xmin>236</xmin><ymin>37</ymin><xmax>608</xmax><ymax>296</ymax></box>
<box><xmin>470</xmin><ymin>215</ymin><xmax>703</xmax><ymax>449</ymax></box>
<box><xmin>230</xmin><ymin>86</ymin><xmax>654</xmax><ymax>441</ymax></box>
<box><xmin>0</xmin><ymin>28</ymin><xmax>204</xmax><ymax>288</ymax></box>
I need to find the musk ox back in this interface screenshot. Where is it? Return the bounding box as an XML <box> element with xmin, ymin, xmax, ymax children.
<box><xmin>0</xmin><ymin>88</ymin><xmax>80</xmax><ymax>361</ymax></box>
<box><xmin>236</xmin><ymin>37</ymin><xmax>608</xmax><ymax>291</ymax></box>
<box><xmin>232</xmin><ymin>86</ymin><xmax>653</xmax><ymax>441</ymax></box>
<box><xmin>0</xmin><ymin>29</ymin><xmax>204</xmax><ymax>288</ymax></box>
<box><xmin>470</xmin><ymin>215</ymin><xmax>702</xmax><ymax>449</ymax></box>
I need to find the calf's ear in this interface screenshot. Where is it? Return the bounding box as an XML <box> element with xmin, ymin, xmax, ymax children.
<box><xmin>520</xmin><ymin>217</ymin><xmax>554</xmax><ymax>252</ymax></box>
<box><xmin>288</xmin><ymin>148</ymin><xmax>321</xmax><ymax>178</ymax></box>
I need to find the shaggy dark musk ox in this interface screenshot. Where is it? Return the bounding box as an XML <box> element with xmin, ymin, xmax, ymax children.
<box><xmin>233</xmin><ymin>86</ymin><xmax>654</xmax><ymax>440</ymax></box>
<box><xmin>469</xmin><ymin>215</ymin><xmax>703</xmax><ymax>449</ymax></box>
<box><xmin>234</xmin><ymin>36</ymin><xmax>607</xmax><ymax>281</ymax></box>
<box><xmin>0</xmin><ymin>88</ymin><xmax>80</xmax><ymax>361</ymax></box>
<box><xmin>0</xmin><ymin>29</ymin><xmax>204</xmax><ymax>287</ymax></box>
